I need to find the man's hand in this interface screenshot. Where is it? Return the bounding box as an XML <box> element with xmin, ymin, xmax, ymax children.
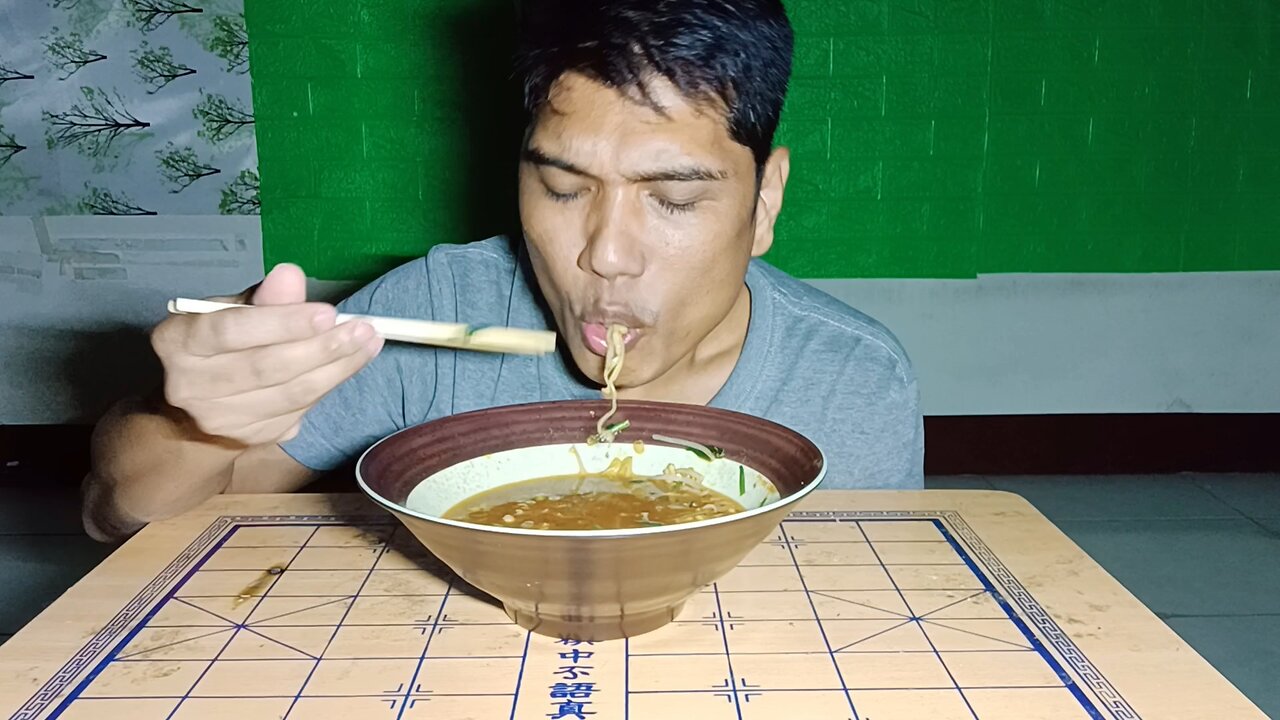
<box><xmin>149</xmin><ymin>263</ymin><xmax>384</xmax><ymax>446</ymax></box>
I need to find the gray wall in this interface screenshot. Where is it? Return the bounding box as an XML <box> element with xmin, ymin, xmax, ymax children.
<box><xmin>0</xmin><ymin>216</ymin><xmax>261</xmax><ymax>422</ymax></box>
<box><xmin>812</xmin><ymin>272</ymin><xmax>1280</xmax><ymax>415</ymax></box>
<box><xmin>2</xmin><ymin>216</ymin><xmax>1278</xmax><ymax>423</ymax></box>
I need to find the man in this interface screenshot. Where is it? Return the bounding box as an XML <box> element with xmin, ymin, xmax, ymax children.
<box><xmin>82</xmin><ymin>0</ymin><xmax>923</xmax><ymax>542</ymax></box>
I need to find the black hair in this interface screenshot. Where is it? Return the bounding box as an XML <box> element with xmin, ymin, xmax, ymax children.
<box><xmin>515</xmin><ymin>0</ymin><xmax>794</xmax><ymax>169</ymax></box>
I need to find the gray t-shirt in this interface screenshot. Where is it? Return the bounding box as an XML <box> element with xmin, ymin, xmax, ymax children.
<box><xmin>282</xmin><ymin>236</ymin><xmax>923</xmax><ymax>489</ymax></box>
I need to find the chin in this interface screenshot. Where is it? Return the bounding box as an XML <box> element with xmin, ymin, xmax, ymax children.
<box><xmin>565</xmin><ymin>343</ymin><xmax>606</xmax><ymax>383</ymax></box>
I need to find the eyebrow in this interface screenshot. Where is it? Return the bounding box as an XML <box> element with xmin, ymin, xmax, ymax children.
<box><xmin>523</xmin><ymin>146</ymin><xmax>729</xmax><ymax>183</ymax></box>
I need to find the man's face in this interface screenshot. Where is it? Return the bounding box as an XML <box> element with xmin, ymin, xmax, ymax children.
<box><xmin>519</xmin><ymin>72</ymin><xmax>787</xmax><ymax>391</ymax></box>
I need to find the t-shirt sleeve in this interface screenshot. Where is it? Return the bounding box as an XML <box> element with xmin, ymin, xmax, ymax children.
<box><xmin>851</xmin><ymin>362</ymin><xmax>924</xmax><ymax>489</ymax></box>
<box><xmin>811</xmin><ymin>337</ymin><xmax>925</xmax><ymax>490</ymax></box>
<box><xmin>279</xmin><ymin>262</ymin><xmax>432</xmax><ymax>472</ymax></box>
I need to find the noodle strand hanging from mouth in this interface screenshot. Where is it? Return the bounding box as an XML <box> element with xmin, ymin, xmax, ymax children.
<box><xmin>593</xmin><ymin>323</ymin><xmax>627</xmax><ymax>442</ymax></box>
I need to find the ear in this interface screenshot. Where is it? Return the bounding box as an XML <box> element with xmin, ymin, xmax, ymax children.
<box><xmin>751</xmin><ymin>146</ymin><xmax>790</xmax><ymax>258</ymax></box>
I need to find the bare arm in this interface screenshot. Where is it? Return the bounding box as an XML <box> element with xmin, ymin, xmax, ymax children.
<box><xmin>82</xmin><ymin>265</ymin><xmax>381</xmax><ymax>542</ymax></box>
<box><xmin>81</xmin><ymin>393</ymin><xmax>317</xmax><ymax>542</ymax></box>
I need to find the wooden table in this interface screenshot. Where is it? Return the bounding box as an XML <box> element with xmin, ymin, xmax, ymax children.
<box><xmin>0</xmin><ymin>491</ymin><xmax>1264</xmax><ymax>720</ymax></box>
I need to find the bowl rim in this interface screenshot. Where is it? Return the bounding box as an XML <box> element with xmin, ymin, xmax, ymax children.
<box><xmin>354</xmin><ymin>399</ymin><xmax>828</xmax><ymax>538</ymax></box>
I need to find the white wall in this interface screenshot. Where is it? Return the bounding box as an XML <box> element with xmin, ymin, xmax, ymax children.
<box><xmin>2</xmin><ymin>216</ymin><xmax>1277</xmax><ymax>422</ymax></box>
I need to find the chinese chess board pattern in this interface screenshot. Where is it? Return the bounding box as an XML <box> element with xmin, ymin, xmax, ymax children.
<box><xmin>11</xmin><ymin>512</ymin><xmax>1140</xmax><ymax>720</ymax></box>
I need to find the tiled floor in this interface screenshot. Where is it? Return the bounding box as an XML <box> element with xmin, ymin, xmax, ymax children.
<box><xmin>1</xmin><ymin>474</ymin><xmax>1276</xmax><ymax>717</ymax></box>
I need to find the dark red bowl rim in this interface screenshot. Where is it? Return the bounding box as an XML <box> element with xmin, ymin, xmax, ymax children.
<box><xmin>355</xmin><ymin>399</ymin><xmax>828</xmax><ymax>537</ymax></box>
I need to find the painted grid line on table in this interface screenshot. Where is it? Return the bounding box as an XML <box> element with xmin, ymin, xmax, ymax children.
<box><xmin>778</xmin><ymin>522</ymin><xmax>859</xmax><ymax>720</ymax></box>
<box><xmin>855</xmin><ymin>519</ymin><xmax>981</xmax><ymax>719</ymax></box>
<box><xmin>36</xmin><ymin>519</ymin><xmax>246</xmax><ymax>718</ymax></box>
<box><xmin>939</xmin><ymin>513</ymin><xmax>1141</xmax><ymax>719</ymax></box>
<box><xmin>709</xmin><ymin>582</ymin><xmax>743</xmax><ymax>719</ymax></box>
<box><xmin>506</xmin><ymin>631</ymin><xmax>534</xmax><ymax>720</ymax></box>
<box><xmin>930</xmin><ymin>518</ymin><xmax>1104</xmax><ymax>719</ymax></box>
<box><xmin>281</xmin><ymin>523</ymin><xmax>418</xmax><ymax>719</ymax></box>
<box><xmin>793</xmin><ymin>511</ymin><xmax>1141</xmax><ymax>717</ymax></box>
<box><xmin>113</xmin><ymin>628</ymin><xmax>232</xmax><ymax>661</ymax></box>
<box><xmin>44</xmin><ymin>518</ymin><xmax>1079</xmax><ymax>716</ymax></box>
<box><xmin>163</xmin><ymin>525</ymin><xmax>321</xmax><ymax>719</ymax></box>
<box><xmin>623</xmin><ymin>684</ymin><xmax>1078</xmax><ymax>694</ymax></box>
<box><xmin>10</xmin><ymin>517</ymin><xmax>235</xmax><ymax>720</ymax></box>
<box><xmin>45</xmin><ymin>515</ymin><xmax>1070</xmax><ymax>712</ymax></box>
<box><xmin>92</xmin><ymin>617</ymin><xmax>1058</xmax><ymax>629</ymax></box>
<box><xmin>394</xmin><ymin>581</ymin><xmax>454</xmax><ymax>719</ymax></box>
<box><xmin>611</xmin><ymin>518</ymin><xmax>1108</xmax><ymax>718</ymax></box>
<box><xmin>10</xmin><ymin>513</ymin><xmax>1139</xmax><ymax>720</ymax></box>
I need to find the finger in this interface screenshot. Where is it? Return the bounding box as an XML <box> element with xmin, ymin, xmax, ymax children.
<box><xmin>252</xmin><ymin>263</ymin><xmax>307</xmax><ymax>306</ymax></box>
<box><xmin>204</xmin><ymin>281</ymin><xmax>262</xmax><ymax>308</ymax></box>
<box><xmin>195</xmin><ymin>334</ymin><xmax>383</xmax><ymax>428</ymax></box>
<box><xmin>180</xmin><ymin>302</ymin><xmax>338</xmax><ymax>356</ymax></box>
<box><xmin>195</xmin><ymin>321</ymin><xmax>377</xmax><ymax>398</ymax></box>
<box><xmin>279</xmin><ymin>418</ymin><xmax>304</xmax><ymax>442</ymax></box>
<box><xmin>202</xmin><ymin>409</ymin><xmax>306</xmax><ymax>447</ymax></box>
<box><xmin>238</xmin><ymin>410</ymin><xmax>307</xmax><ymax>446</ymax></box>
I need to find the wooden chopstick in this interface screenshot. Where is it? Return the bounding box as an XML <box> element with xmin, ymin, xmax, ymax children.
<box><xmin>167</xmin><ymin>298</ymin><xmax>558</xmax><ymax>355</ymax></box>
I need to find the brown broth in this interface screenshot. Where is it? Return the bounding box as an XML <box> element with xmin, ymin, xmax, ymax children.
<box><xmin>444</xmin><ymin>473</ymin><xmax>746</xmax><ymax>531</ymax></box>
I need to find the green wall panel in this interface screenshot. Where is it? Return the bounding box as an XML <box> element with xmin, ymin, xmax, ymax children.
<box><xmin>247</xmin><ymin>0</ymin><xmax>1279</xmax><ymax>281</ymax></box>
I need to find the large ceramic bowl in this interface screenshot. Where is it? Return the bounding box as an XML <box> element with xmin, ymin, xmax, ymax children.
<box><xmin>356</xmin><ymin>399</ymin><xmax>826</xmax><ymax>640</ymax></box>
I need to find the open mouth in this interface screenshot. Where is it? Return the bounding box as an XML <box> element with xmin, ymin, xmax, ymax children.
<box><xmin>581</xmin><ymin>322</ymin><xmax>639</xmax><ymax>356</ymax></box>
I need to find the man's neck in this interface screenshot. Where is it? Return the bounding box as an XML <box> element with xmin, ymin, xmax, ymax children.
<box><xmin>618</xmin><ymin>283</ymin><xmax>752</xmax><ymax>405</ymax></box>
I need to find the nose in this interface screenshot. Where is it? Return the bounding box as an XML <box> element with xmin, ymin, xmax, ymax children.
<box><xmin>578</xmin><ymin>187</ymin><xmax>645</xmax><ymax>280</ymax></box>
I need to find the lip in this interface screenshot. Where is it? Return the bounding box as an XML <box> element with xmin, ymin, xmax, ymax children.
<box><xmin>581</xmin><ymin>322</ymin><xmax>640</xmax><ymax>357</ymax></box>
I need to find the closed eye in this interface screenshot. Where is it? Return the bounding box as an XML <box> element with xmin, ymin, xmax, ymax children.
<box><xmin>654</xmin><ymin>196</ymin><xmax>697</xmax><ymax>214</ymax></box>
<box><xmin>545</xmin><ymin>187</ymin><xmax>582</xmax><ymax>203</ymax></box>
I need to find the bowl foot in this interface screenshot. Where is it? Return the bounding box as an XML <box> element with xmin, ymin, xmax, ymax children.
<box><xmin>504</xmin><ymin>601</ymin><xmax>687</xmax><ymax>641</ymax></box>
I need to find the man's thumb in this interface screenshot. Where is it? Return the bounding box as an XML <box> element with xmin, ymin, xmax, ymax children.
<box><xmin>251</xmin><ymin>263</ymin><xmax>307</xmax><ymax>306</ymax></box>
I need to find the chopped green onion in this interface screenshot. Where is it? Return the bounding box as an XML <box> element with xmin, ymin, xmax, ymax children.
<box><xmin>606</xmin><ymin>419</ymin><xmax>631</xmax><ymax>434</ymax></box>
<box><xmin>738</xmin><ymin>466</ymin><xmax>746</xmax><ymax>495</ymax></box>
<box><xmin>676</xmin><ymin>445</ymin><xmax>712</xmax><ymax>461</ymax></box>
<box><xmin>638</xmin><ymin>520</ymin><xmax>663</xmax><ymax>527</ymax></box>
<box><xmin>758</xmin><ymin>497</ymin><xmax>768</xmax><ymax>508</ymax></box>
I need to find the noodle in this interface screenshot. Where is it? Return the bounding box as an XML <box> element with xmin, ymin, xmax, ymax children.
<box><xmin>651</xmin><ymin>433</ymin><xmax>719</xmax><ymax>461</ymax></box>
<box><xmin>593</xmin><ymin>323</ymin><xmax>628</xmax><ymax>443</ymax></box>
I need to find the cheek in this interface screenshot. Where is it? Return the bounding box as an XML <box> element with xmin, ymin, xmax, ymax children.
<box><xmin>649</xmin><ymin>252</ymin><xmax>739</xmax><ymax>322</ymax></box>
<box><xmin>520</xmin><ymin>202</ymin><xmax>586</xmax><ymax>315</ymax></box>
<box><xmin>518</xmin><ymin>174</ymin><xmax>550</xmax><ymax>238</ymax></box>
<box><xmin>647</xmin><ymin>227</ymin><xmax>750</xmax><ymax>331</ymax></box>
<box><xmin>649</xmin><ymin>205</ymin><xmax>754</xmax><ymax>272</ymax></box>
<box><xmin>523</xmin><ymin>175</ymin><xmax>582</xmax><ymax>235</ymax></box>
<box><xmin>521</xmin><ymin>195</ymin><xmax>581</xmax><ymax>267</ymax></box>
